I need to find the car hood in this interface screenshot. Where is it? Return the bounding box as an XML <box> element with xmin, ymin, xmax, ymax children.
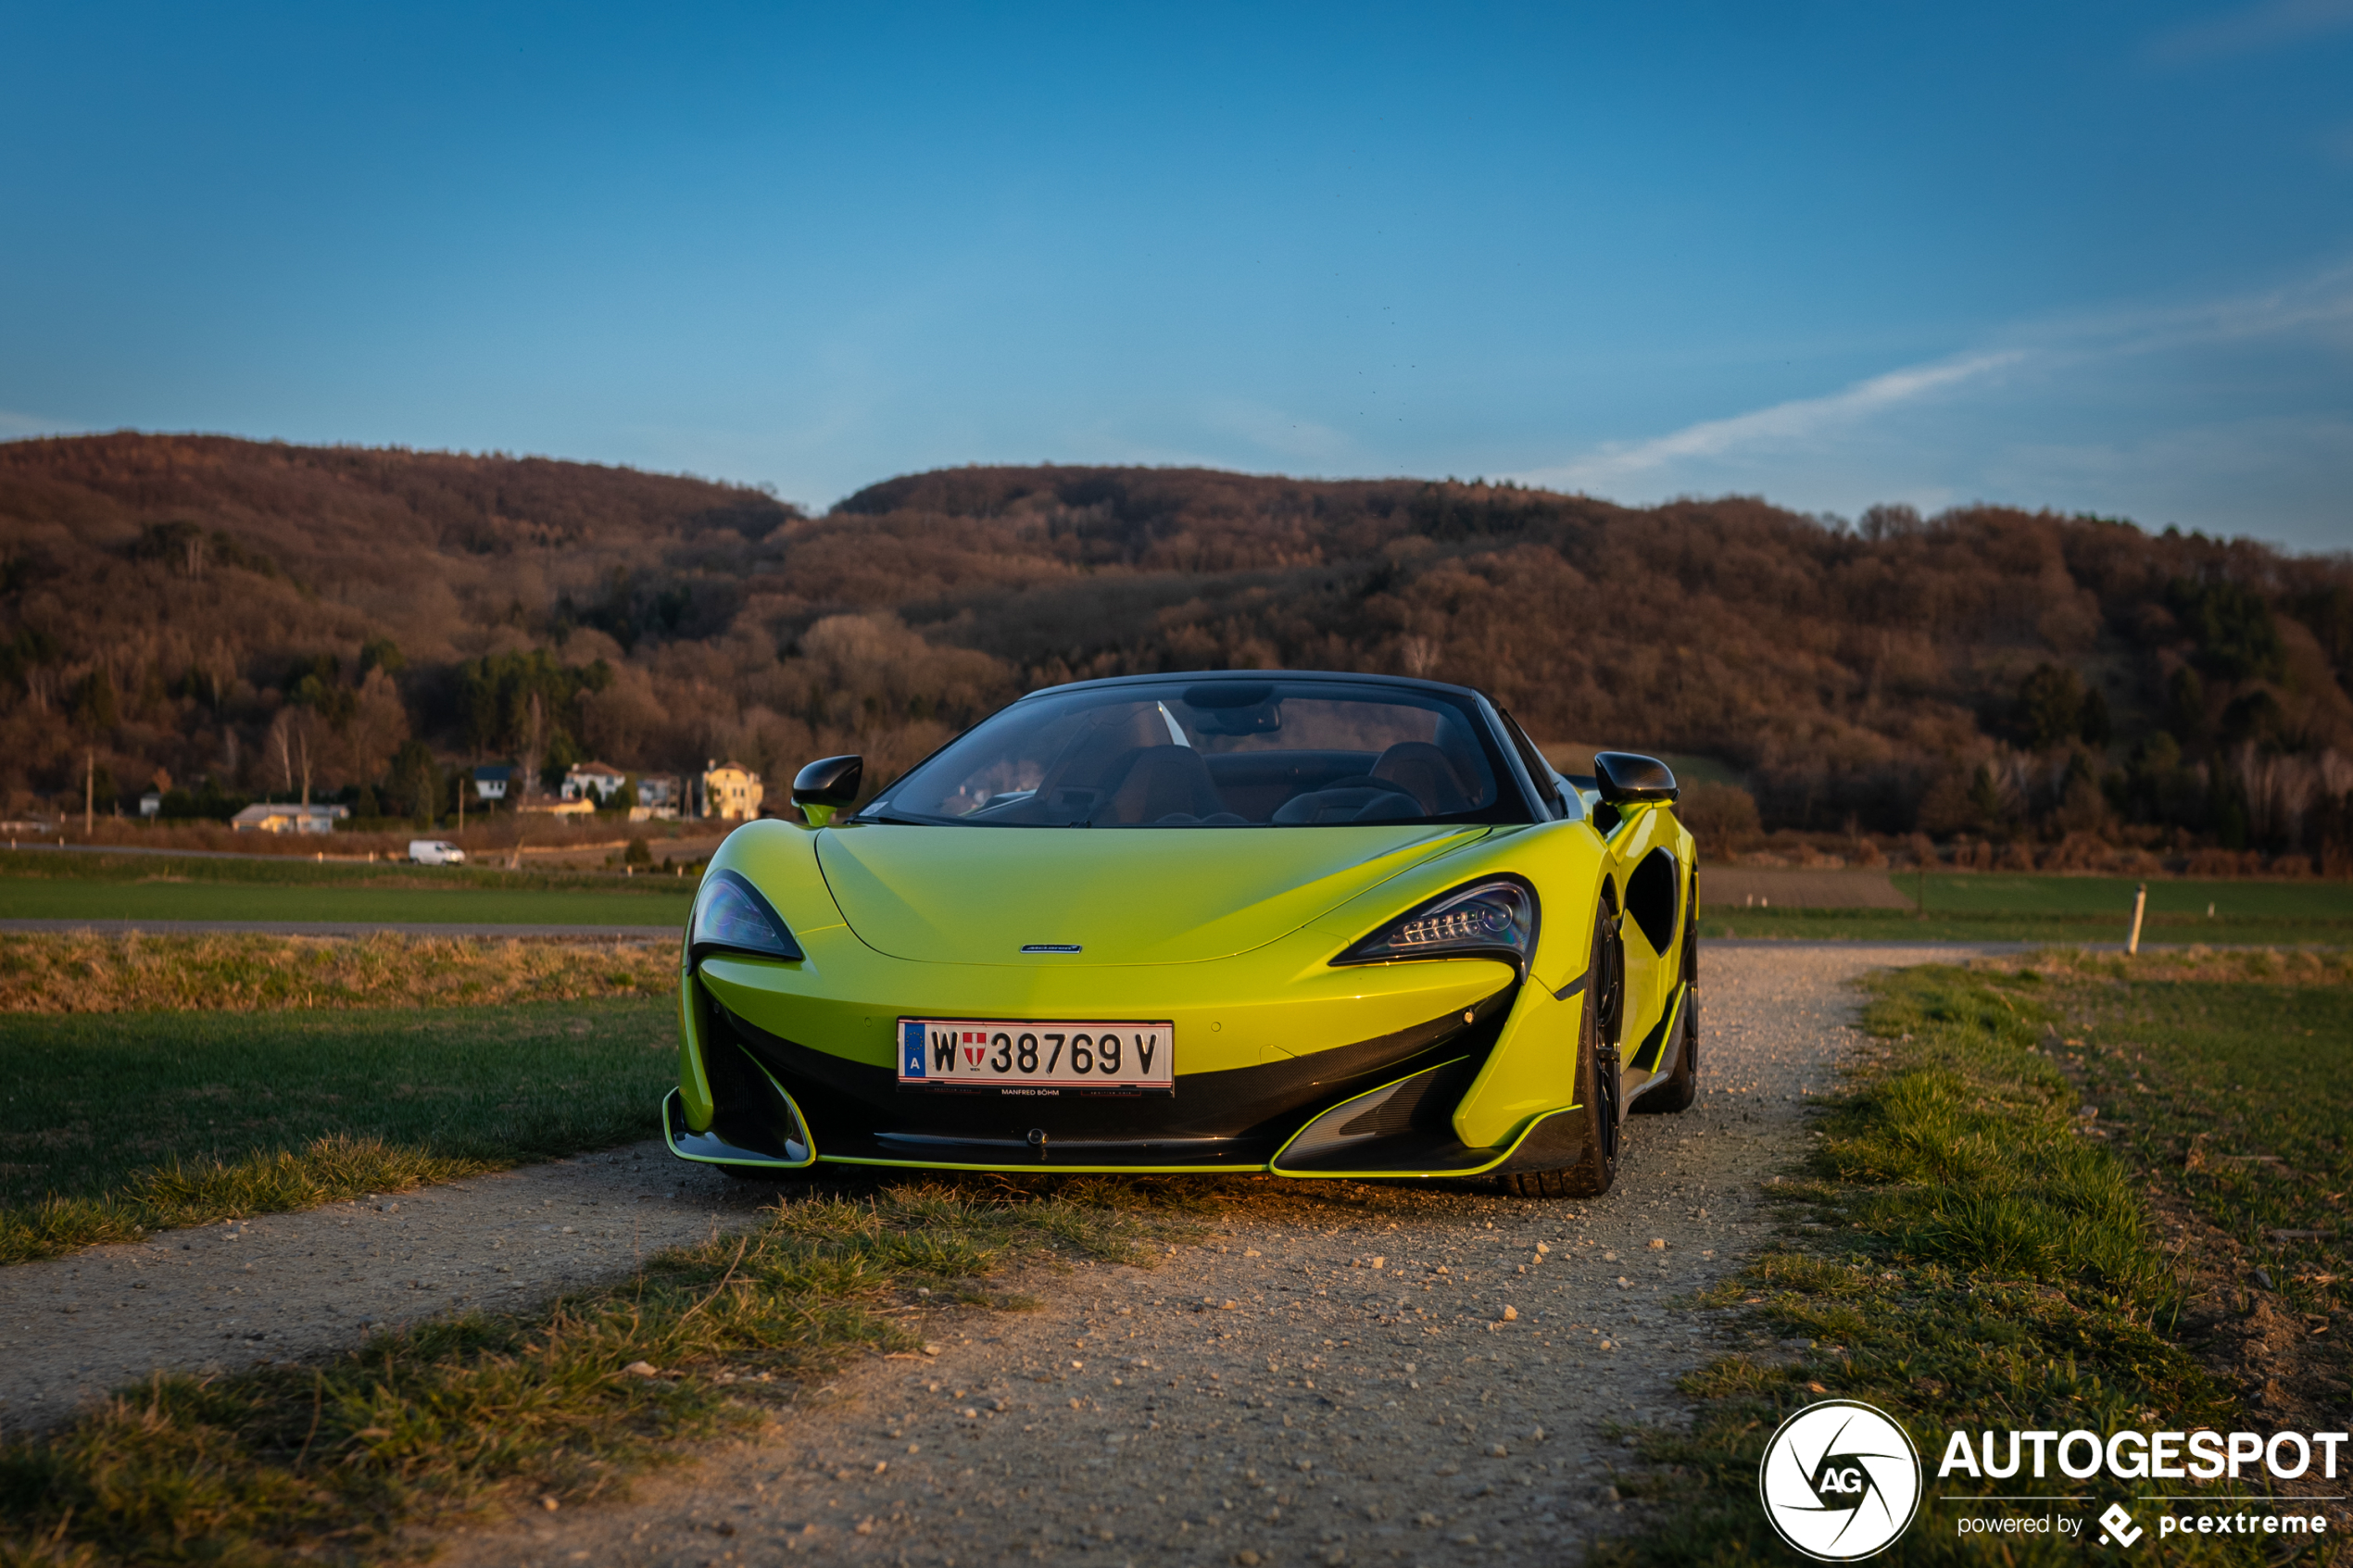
<box><xmin>813</xmin><ymin>824</ymin><xmax>1490</xmax><ymax>966</ymax></box>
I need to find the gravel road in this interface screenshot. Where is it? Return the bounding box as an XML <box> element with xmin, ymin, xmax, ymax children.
<box><xmin>0</xmin><ymin>1148</ymin><xmax>758</xmax><ymax>1435</ymax></box>
<box><xmin>428</xmin><ymin>943</ymin><xmax>1987</xmax><ymax>1568</ymax></box>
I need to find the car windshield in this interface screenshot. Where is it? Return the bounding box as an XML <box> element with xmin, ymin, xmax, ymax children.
<box><xmin>863</xmin><ymin>679</ymin><xmax>1516</xmax><ymax>827</ymax></box>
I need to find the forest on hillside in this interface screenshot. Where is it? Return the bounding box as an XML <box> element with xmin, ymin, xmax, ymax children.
<box><xmin>2</xmin><ymin>434</ymin><xmax>2349</xmax><ymax>870</ymax></box>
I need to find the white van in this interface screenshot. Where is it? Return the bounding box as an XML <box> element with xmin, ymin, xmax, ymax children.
<box><xmin>409</xmin><ymin>839</ymin><xmax>467</xmax><ymax>866</ymax></box>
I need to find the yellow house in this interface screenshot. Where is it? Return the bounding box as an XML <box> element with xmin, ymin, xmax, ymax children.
<box><xmin>700</xmin><ymin>760</ymin><xmax>764</xmax><ymax>822</ymax></box>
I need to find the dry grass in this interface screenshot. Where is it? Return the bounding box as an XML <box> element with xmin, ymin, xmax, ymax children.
<box><xmin>0</xmin><ymin>932</ymin><xmax>674</xmax><ymax>1013</ymax></box>
<box><xmin>2006</xmin><ymin>943</ymin><xmax>2353</xmax><ymax>985</ymax></box>
<box><xmin>0</xmin><ymin>1136</ymin><xmax>491</xmax><ymax>1264</ymax></box>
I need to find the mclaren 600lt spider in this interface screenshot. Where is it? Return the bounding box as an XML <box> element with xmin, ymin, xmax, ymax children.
<box><xmin>665</xmin><ymin>670</ymin><xmax>1697</xmax><ymax>1198</ymax></box>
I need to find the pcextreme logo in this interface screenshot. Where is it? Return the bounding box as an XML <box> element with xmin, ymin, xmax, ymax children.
<box><xmin>1758</xmin><ymin>1399</ymin><xmax>1924</xmax><ymax>1561</ymax></box>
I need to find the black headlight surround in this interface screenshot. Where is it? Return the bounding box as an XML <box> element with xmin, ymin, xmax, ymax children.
<box><xmin>1331</xmin><ymin>874</ymin><xmax>1539</xmax><ymax>979</ymax></box>
<box><xmin>688</xmin><ymin>869</ymin><xmax>805</xmax><ymax>965</ymax></box>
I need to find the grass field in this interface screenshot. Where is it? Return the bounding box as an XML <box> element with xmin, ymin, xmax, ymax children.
<box><xmin>0</xmin><ymin>996</ymin><xmax>674</xmax><ymax>1260</ymax></box>
<box><xmin>0</xmin><ymin>847</ymin><xmax>694</xmax><ymax>927</ymax></box>
<box><xmin>1601</xmin><ymin>958</ymin><xmax>2352</xmax><ymax>1565</ymax></box>
<box><xmin>2033</xmin><ymin>948</ymin><xmax>2353</xmax><ymax>1325</ymax></box>
<box><xmin>1707</xmin><ymin>871</ymin><xmax>2353</xmax><ymax>945</ymax></box>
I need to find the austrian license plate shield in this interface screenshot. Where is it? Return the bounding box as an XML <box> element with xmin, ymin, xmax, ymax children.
<box><xmin>898</xmin><ymin>1019</ymin><xmax>1175</xmax><ymax>1095</ymax></box>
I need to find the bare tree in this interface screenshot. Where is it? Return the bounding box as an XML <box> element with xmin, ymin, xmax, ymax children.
<box><xmin>266</xmin><ymin>708</ymin><xmax>317</xmax><ymax>802</ymax></box>
<box><xmin>270</xmin><ymin>709</ymin><xmax>296</xmax><ymax>797</ymax></box>
<box><xmin>521</xmin><ymin>691</ymin><xmax>547</xmax><ymax>799</ymax></box>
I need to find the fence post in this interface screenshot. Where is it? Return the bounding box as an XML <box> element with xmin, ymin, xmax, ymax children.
<box><xmin>2127</xmin><ymin>882</ymin><xmax>2147</xmax><ymax>956</ymax></box>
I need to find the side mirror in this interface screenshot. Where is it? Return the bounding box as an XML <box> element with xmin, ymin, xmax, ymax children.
<box><xmin>1592</xmin><ymin>751</ymin><xmax>1678</xmax><ymax>805</ymax></box>
<box><xmin>791</xmin><ymin>755</ymin><xmax>863</xmax><ymax>826</ymax></box>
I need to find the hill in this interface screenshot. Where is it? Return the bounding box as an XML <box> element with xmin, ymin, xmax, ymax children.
<box><xmin>2</xmin><ymin>434</ymin><xmax>2349</xmax><ymax>866</ymax></box>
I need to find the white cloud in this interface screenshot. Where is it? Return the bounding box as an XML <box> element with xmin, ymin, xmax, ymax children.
<box><xmin>1514</xmin><ymin>257</ymin><xmax>2353</xmax><ymax>508</ymax></box>
<box><xmin>1518</xmin><ymin>351</ymin><xmax>2025</xmax><ymax>493</ymax></box>
<box><xmin>2144</xmin><ymin>0</ymin><xmax>2353</xmax><ymax>67</ymax></box>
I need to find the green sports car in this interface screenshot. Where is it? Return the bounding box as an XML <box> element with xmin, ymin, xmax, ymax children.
<box><xmin>665</xmin><ymin>670</ymin><xmax>1698</xmax><ymax>1198</ymax></box>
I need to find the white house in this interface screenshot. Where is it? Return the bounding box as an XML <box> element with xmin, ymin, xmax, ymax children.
<box><xmin>472</xmin><ymin>764</ymin><xmax>514</xmax><ymax>802</ymax></box>
<box><xmin>560</xmin><ymin>761</ymin><xmax>628</xmax><ymax>803</ymax></box>
<box><xmin>230</xmin><ymin>802</ymin><xmax>349</xmax><ymax>834</ymax></box>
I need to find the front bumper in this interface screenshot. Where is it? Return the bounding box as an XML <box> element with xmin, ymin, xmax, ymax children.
<box><xmin>673</xmin><ymin>921</ymin><xmax>1569</xmax><ymax>1174</ymax></box>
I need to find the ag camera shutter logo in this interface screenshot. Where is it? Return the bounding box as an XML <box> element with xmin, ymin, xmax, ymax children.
<box><xmin>1758</xmin><ymin>1399</ymin><xmax>1922</xmax><ymax>1560</ymax></box>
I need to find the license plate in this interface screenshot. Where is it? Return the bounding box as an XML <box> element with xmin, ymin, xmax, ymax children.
<box><xmin>898</xmin><ymin>1019</ymin><xmax>1175</xmax><ymax>1093</ymax></box>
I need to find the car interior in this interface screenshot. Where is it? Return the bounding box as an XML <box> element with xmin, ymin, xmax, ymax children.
<box><xmin>886</xmin><ymin>687</ymin><xmax>1504</xmax><ymax>826</ymax></box>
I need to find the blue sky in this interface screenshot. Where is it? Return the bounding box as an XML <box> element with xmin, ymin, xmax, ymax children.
<box><xmin>2</xmin><ymin>2</ymin><xmax>2348</xmax><ymax>546</ymax></box>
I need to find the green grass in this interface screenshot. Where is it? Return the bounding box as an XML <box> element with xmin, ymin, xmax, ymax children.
<box><xmin>1597</xmin><ymin>964</ymin><xmax>2271</xmax><ymax>1566</ymax></box>
<box><xmin>1912</xmin><ymin>872</ymin><xmax>2353</xmax><ymax>922</ymax></box>
<box><xmin>1703</xmin><ymin>871</ymin><xmax>2353</xmax><ymax>944</ymax></box>
<box><xmin>0</xmin><ymin>848</ymin><xmax>699</xmax><ymax>896</ymax></box>
<box><xmin>0</xmin><ymin>1177</ymin><xmax>1204</xmax><ymax>1567</ymax></box>
<box><xmin>2029</xmin><ymin>949</ymin><xmax>2353</xmax><ymax>1324</ymax></box>
<box><xmin>0</xmin><ymin>998</ymin><xmax>674</xmax><ymax>1260</ymax></box>
<box><xmin>0</xmin><ymin>849</ymin><xmax>693</xmax><ymax>927</ymax></box>
<box><xmin>1705</xmin><ymin>904</ymin><xmax>2353</xmax><ymax>946</ymax></box>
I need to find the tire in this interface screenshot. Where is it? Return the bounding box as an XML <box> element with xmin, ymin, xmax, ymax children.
<box><xmin>1498</xmin><ymin>906</ymin><xmax>1623</xmax><ymax>1198</ymax></box>
<box><xmin>1634</xmin><ymin>885</ymin><xmax>1700</xmax><ymax>1114</ymax></box>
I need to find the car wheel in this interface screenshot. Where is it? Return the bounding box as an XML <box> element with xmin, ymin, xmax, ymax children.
<box><xmin>1498</xmin><ymin>906</ymin><xmax>1623</xmax><ymax>1198</ymax></box>
<box><xmin>1635</xmin><ymin>887</ymin><xmax>1700</xmax><ymax>1114</ymax></box>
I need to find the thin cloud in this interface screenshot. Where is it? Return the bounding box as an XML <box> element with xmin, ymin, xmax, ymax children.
<box><xmin>2144</xmin><ymin>0</ymin><xmax>2353</xmax><ymax>67</ymax></box>
<box><xmin>1520</xmin><ymin>351</ymin><xmax>2024</xmax><ymax>491</ymax></box>
<box><xmin>1518</xmin><ymin>257</ymin><xmax>2353</xmax><ymax>498</ymax></box>
<box><xmin>0</xmin><ymin>410</ymin><xmax>84</xmax><ymax>441</ymax></box>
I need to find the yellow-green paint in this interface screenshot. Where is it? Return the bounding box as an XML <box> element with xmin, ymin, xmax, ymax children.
<box><xmin>812</xmin><ymin>821</ymin><xmax>1489</xmax><ymax>966</ymax></box>
<box><xmin>1449</xmin><ymin>981</ymin><xmax>1581</xmax><ymax>1149</ymax></box>
<box><xmin>679</xmin><ymin>779</ymin><xmax>1695</xmax><ymax>1176</ymax></box>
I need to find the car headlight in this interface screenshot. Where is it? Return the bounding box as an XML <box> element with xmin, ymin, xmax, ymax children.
<box><xmin>1334</xmin><ymin>878</ymin><xmax>1536</xmax><ymax>973</ymax></box>
<box><xmin>688</xmin><ymin>870</ymin><xmax>804</xmax><ymax>964</ymax></box>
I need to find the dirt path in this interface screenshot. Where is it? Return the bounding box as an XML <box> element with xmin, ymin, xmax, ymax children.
<box><xmin>430</xmin><ymin>944</ymin><xmax>1985</xmax><ymax>1568</ymax></box>
<box><xmin>0</xmin><ymin>1148</ymin><xmax>761</xmax><ymax>1435</ymax></box>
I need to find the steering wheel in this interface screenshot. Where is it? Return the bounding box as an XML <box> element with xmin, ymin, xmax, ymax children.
<box><xmin>1320</xmin><ymin>774</ymin><xmax>1423</xmax><ymax>806</ymax></box>
<box><xmin>1272</xmin><ymin>776</ymin><xmax>1427</xmax><ymax>824</ymax></box>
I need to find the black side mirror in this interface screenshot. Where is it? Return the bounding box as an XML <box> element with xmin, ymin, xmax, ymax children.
<box><xmin>1592</xmin><ymin>751</ymin><xmax>1678</xmax><ymax>805</ymax></box>
<box><xmin>791</xmin><ymin>755</ymin><xmax>863</xmax><ymax>824</ymax></box>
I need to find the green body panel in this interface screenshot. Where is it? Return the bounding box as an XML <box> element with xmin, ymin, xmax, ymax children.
<box><xmin>677</xmin><ymin>959</ymin><xmax>715</xmax><ymax>1131</ymax></box>
<box><xmin>678</xmin><ymin>784</ymin><xmax>1695</xmax><ymax>1174</ymax></box>
<box><xmin>813</xmin><ymin>822</ymin><xmax>1489</xmax><ymax>965</ymax></box>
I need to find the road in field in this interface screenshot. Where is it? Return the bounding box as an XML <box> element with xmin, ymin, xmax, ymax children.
<box><xmin>435</xmin><ymin>944</ymin><xmax>1987</xmax><ymax>1568</ymax></box>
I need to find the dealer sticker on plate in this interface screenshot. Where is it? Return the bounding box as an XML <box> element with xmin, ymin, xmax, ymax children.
<box><xmin>899</xmin><ymin>1019</ymin><xmax>1175</xmax><ymax>1093</ymax></box>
